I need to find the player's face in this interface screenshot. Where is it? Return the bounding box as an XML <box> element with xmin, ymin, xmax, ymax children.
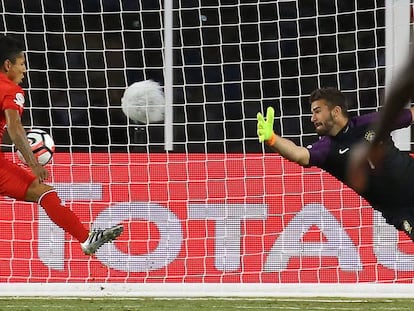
<box><xmin>6</xmin><ymin>53</ymin><xmax>26</xmax><ymax>85</ymax></box>
<box><xmin>310</xmin><ymin>99</ymin><xmax>336</xmax><ymax>136</ymax></box>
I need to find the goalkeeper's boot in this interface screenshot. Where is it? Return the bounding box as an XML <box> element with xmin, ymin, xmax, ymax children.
<box><xmin>81</xmin><ymin>224</ymin><xmax>124</xmax><ymax>255</ymax></box>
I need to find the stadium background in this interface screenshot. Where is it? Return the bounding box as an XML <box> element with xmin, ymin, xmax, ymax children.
<box><xmin>1</xmin><ymin>0</ymin><xmax>388</xmax><ymax>152</ymax></box>
<box><xmin>2</xmin><ymin>0</ymin><xmax>414</xmax><ymax>298</ymax></box>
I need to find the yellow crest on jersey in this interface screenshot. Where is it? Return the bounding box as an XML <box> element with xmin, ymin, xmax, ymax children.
<box><xmin>364</xmin><ymin>130</ymin><xmax>375</xmax><ymax>142</ymax></box>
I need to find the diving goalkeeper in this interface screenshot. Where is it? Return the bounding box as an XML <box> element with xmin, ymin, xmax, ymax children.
<box><xmin>257</xmin><ymin>81</ymin><xmax>414</xmax><ymax>239</ymax></box>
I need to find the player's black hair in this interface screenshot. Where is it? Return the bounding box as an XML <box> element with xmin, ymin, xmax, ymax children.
<box><xmin>0</xmin><ymin>35</ymin><xmax>24</xmax><ymax>65</ymax></box>
<box><xmin>309</xmin><ymin>87</ymin><xmax>348</xmax><ymax>117</ymax></box>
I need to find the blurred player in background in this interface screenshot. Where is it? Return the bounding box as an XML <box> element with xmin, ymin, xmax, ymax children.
<box><xmin>0</xmin><ymin>34</ymin><xmax>123</xmax><ymax>255</ymax></box>
<box><xmin>257</xmin><ymin>54</ymin><xmax>414</xmax><ymax>239</ymax></box>
<box><xmin>347</xmin><ymin>53</ymin><xmax>414</xmax><ymax>192</ymax></box>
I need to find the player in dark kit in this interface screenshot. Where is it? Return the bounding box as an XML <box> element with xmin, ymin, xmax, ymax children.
<box><xmin>0</xmin><ymin>34</ymin><xmax>123</xmax><ymax>255</ymax></box>
<box><xmin>257</xmin><ymin>86</ymin><xmax>414</xmax><ymax>240</ymax></box>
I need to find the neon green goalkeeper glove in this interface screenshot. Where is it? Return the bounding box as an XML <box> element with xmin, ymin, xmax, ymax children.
<box><xmin>257</xmin><ymin>107</ymin><xmax>275</xmax><ymax>144</ymax></box>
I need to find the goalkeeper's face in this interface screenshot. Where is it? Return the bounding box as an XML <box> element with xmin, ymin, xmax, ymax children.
<box><xmin>310</xmin><ymin>100</ymin><xmax>336</xmax><ymax>136</ymax></box>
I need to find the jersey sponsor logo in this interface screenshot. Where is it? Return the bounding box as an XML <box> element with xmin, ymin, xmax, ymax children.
<box><xmin>13</xmin><ymin>92</ymin><xmax>25</xmax><ymax>107</ymax></box>
<box><xmin>339</xmin><ymin>147</ymin><xmax>349</xmax><ymax>154</ymax></box>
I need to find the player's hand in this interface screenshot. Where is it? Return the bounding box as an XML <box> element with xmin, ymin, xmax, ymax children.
<box><xmin>257</xmin><ymin>107</ymin><xmax>275</xmax><ymax>143</ymax></box>
<box><xmin>347</xmin><ymin>142</ymin><xmax>385</xmax><ymax>193</ymax></box>
<box><xmin>30</xmin><ymin>163</ymin><xmax>49</xmax><ymax>183</ymax></box>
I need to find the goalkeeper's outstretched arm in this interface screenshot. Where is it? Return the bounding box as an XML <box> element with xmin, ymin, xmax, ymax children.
<box><xmin>257</xmin><ymin>107</ymin><xmax>310</xmax><ymax>166</ymax></box>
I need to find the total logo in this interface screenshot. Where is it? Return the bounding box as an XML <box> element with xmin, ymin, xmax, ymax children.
<box><xmin>37</xmin><ymin>183</ymin><xmax>414</xmax><ymax>274</ymax></box>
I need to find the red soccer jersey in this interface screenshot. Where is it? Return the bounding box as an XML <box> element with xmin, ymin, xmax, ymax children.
<box><xmin>0</xmin><ymin>72</ymin><xmax>25</xmax><ymax>143</ymax></box>
<box><xmin>0</xmin><ymin>72</ymin><xmax>35</xmax><ymax>201</ymax></box>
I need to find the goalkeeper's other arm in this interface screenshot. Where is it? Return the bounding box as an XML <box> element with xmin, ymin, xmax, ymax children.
<box><xmin>257</xmin><ymin>107</ymin><xmax>310</xmax><ymax>166</ymax></box>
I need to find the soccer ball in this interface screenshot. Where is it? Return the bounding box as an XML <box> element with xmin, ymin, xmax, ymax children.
<box><xmin>121</xmin><ymin>79</ymin><xmax>165</xmax><ymax>124</ymax></box>
<box><xmin>17</xmin><ymin>129</ymin><xmax>55</xmax><ymax>166</ymax></box>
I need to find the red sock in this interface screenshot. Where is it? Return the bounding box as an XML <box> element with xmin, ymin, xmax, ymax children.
<box><xmin>39</xmin><ymin>190</ymin><xmax>89</xmax><ymax>242</ymax></box>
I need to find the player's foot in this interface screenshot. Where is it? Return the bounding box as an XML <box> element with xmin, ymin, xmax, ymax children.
<box><xmin>81</xmin><ymin>224</ymin><xmax>124</xmax><ymax>255</ymax></box>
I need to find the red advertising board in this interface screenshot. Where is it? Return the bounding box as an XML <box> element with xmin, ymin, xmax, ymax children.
<box><xmin>0</xmin><ymin>152</ymin><xmax>413</xmax><ymax>283</ymax></box>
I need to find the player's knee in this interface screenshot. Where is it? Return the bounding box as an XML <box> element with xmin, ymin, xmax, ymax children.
<box><xmin>25</xmin><ymin>180</ymin><xmax>54</xmax><ymax>203</ymax></box>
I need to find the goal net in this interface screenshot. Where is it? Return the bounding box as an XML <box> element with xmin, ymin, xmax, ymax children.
<box><xmin>0</xmin><ymin>0</ymin><xmax>414</xmax><ymax>297</ymax></box>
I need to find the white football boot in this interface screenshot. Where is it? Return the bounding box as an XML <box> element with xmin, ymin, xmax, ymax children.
<box><xmin>81</xmin><ymin>224</ymin><xmax>124</xmax><ymax>255</ymax></box>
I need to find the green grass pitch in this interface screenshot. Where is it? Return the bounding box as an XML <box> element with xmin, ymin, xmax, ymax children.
<box><xmin>1</xmin><ymin>297</ymin><xmax>414</xmax><ymax>311</ymax></box>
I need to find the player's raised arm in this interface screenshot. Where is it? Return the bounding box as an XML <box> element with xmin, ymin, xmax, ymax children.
<box><xmin>257</xmin><ymin>106</ymin><xmax>310</xmax><ymax>166</ymax></box>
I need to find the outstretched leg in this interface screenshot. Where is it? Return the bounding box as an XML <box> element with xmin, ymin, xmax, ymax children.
<box><xmin>37</xmin><ymin>188</ymin><xmax>89</xmax><ymax>242</ymax></box>
<box><xmin>26</xmin><ymin>179</ymin><xmax>123</xmax><ymax>255</ymax></box>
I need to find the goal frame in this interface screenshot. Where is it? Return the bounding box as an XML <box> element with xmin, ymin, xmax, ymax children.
<box><xmin>0</xmin><ymin>1</ymin><xmax>413</xmax><ymax>298</ymax></box>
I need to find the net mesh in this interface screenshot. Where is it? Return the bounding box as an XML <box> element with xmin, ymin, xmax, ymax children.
<box><xmin>1</xmin><ymin>0</ymin><xmax>412</xmax><ymax>289</ymax></box>
<box><xmin>0</xmin><ymin>0</ymin><xmax>387</xmax><ymax>152</ymax></box>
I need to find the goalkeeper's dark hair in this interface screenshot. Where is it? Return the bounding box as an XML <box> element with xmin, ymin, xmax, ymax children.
<box><xmin>0</xmin><ymin>35</ymin><xmax>24</xmax><ymax>65</ymax></box>
<box><xmin>309</xmin><ymin>87</ymin><xmax>349</xmax><ymax>117</ymax></box>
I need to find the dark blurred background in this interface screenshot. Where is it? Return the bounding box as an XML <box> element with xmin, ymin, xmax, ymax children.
<box><xmin>0</xmin><ymin>0</ymin><xmax>386</xmax><ymax>152</ymax></box>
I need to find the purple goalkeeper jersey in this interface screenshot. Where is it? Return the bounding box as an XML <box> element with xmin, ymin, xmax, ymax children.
<box><xmin>306</xmin><ymin>109</ymin><xmax>414</xmax><ymax>226</ymax></box>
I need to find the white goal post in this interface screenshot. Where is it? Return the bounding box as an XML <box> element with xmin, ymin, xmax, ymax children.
<box><xmin>0</xmin><ymin>0</ymin><xmax>414</xmax><ymax>298</ymax></box>
<box><xmin>387</xmin><ymin>0</ymin><xmax>411</xmax><ymax>150</ymax></box>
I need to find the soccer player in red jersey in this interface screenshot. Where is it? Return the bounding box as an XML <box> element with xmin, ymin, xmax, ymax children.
<box><xmin>257</xmin><ymin>83</ymin><xmax>414</xmax><ymax>240</ymax></box>
<box><xmin>0</xmin><ymin>35</ymin><xmax>123</xmax><ymax>255</ymax></box>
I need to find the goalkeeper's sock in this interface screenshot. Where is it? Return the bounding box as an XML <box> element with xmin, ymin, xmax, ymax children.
<box><xmin>39</xmin><ymin>190</ymin><xmax>89</xmax><ymax>243</ymax></box>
